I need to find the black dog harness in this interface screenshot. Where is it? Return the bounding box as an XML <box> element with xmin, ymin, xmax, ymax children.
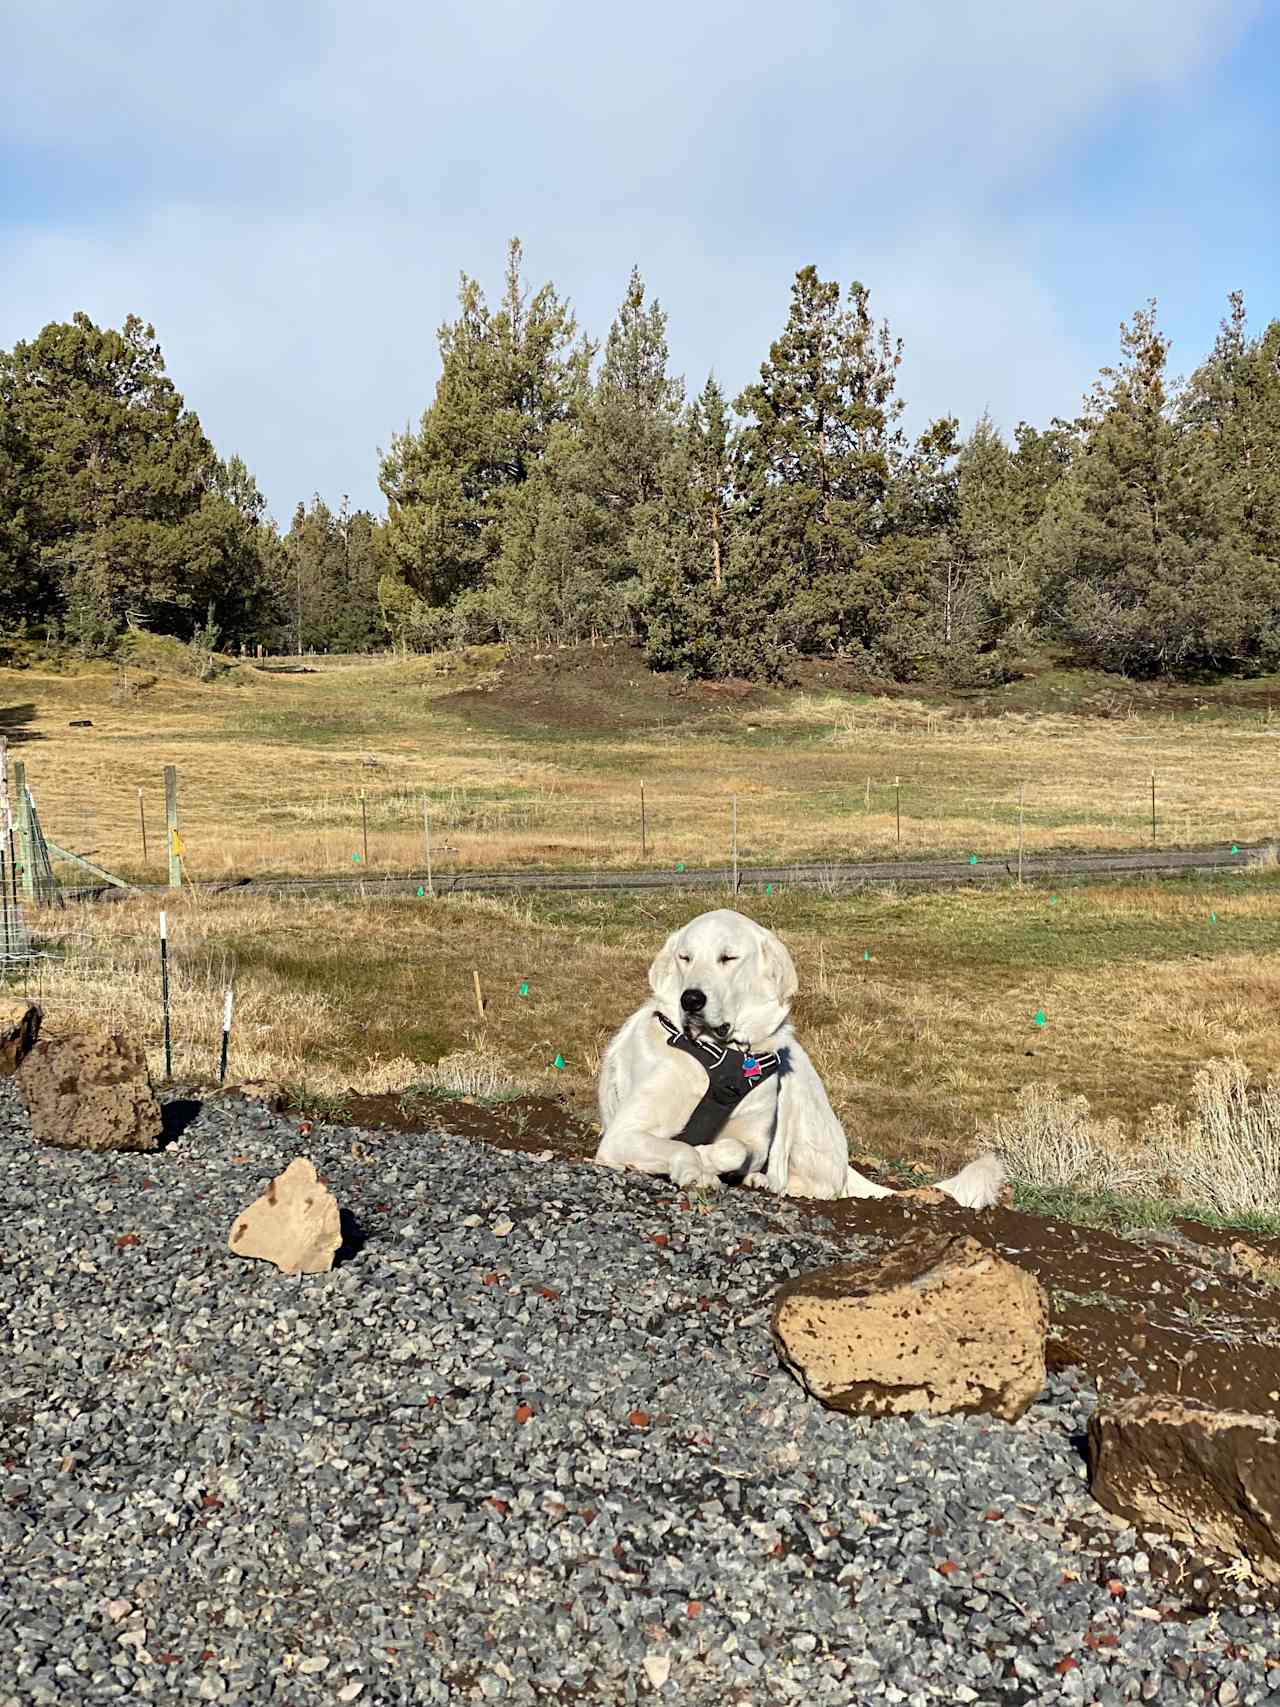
<box><xmin>655</xmin><ymin>1012</ymin><xmax>781</xmax><ymax>1148</ymax></box>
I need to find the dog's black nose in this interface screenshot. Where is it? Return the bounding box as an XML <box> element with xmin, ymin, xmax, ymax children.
<box><xmin>680</xmin><ymin>987</ymin><xmax>706</xmax><ymax>1014</ymax></box>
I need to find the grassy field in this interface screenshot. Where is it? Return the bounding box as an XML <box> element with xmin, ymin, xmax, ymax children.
<box><xmin>10</xmin><ymin>865</ymin><xmax>1280</xmax><ymax>1210</ymax></box>
<box><xmin>4</xmin><ymin>636</ymin><xmax>1280</xmax><ymax>886</ymax></box>
<box><xmin>7</xmin><ymin>637</ymin><xmax>1280</xmax><ymax>1223</ymax></box>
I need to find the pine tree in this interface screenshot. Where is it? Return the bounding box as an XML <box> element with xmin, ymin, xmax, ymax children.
<box><xmin>498</xmin><ymin>267</ymin><xmax>683</xmax><ymax>640</ymax></box>
<box><xmin>873</xmin><ymin>414</ymin><xmax>1010</xmax><ymax>682</ymax></box>
<box><xmin>0</xmin><ymin>391</ymin><xmax>39</xmax><ymax>627</ymax></box>
<box><xmin>1033</xmin><ymin>303</ymin><xmax>1223</xmax><ymax>675</ymax></box>
<box><xmin>1179</xmin><ymin>294</ymin><xmax>1280</xmax><ymax>668</ymax></box>
<box><xmin>282</xmin><ymin>496</ymin><xmax>387</xmax><ymax>652</ymax></box>
<box><xmin>732</xmin><ymin>267</ymin><xmax>906</xmax><ymax>663</ymax></box>
<box><xmin>915</xmin><ymin>412</ymin><xmax>1049</xmax><ymax>663</ymax></box>
<box><xmin>379</xmin><ymin>239</ymin><xmax>588</xmax><ymax>611</ymax></box>
<box><xmin>0</xmin><ymin>314</ymin><xmax>213</xmax><ymax>647</ymax></box>
<box><xmin>633</xmin><ymin>376</ymin><xmax>742</xmax><ymax>675</ymax></box>
<box><xmin>185</xmin><ymin>456</ymin><xmax>291</xmax><ymax>649</ymax></box>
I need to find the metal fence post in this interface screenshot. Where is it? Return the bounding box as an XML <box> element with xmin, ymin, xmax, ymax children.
<box><xmin>164</xmin><ymin>765</ymin><xmax>181</xmax><ymax>890</ymax></box>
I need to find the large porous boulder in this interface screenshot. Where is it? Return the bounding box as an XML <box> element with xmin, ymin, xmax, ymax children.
<box><xmin>228</xmin><ymin>1157</ymin><xmax>341</xmax><ymax>1275</ymax></box>
<box><xmin>16</xmin><ymin>1031</ymin><xmax>163</xmax><ymax>1152</ymax></box>
<box><xmin>772</xmin><ymin>1232</ymin><xmax>1048</xmax><ymax>1422</ymax></box>
<box><xmin>0</xmin><ymin>999</ymin><xmax>41</xmax><ymax>1075</ymax></box>
<box><xmin>1089</xmin><ymin>1395</ymin><xmax>1280</xmax><ymax>1583</ymax></box>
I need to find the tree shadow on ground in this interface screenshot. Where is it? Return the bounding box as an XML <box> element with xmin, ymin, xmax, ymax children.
<box><xmin>0</xmin><ymin>705</ymin><xmax>42</xmax><ymax>744</ymax></box>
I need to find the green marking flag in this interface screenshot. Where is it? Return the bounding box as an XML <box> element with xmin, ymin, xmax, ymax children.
<box><xmin>352</xmin><ymin>853</ymin><xmax>362</xmax><ymax>863</ymax></box>
<box><xmin>675</xmin><ymin>862</ymin><xmax>685</xmax><ymax>872</ymax></box>
<box><xmin>1232</xmin><ymin>843</ymin><xmax>1240</xmax><ymax>854</ymax></box>
<box><xmin>1049</xmin><ymin>896</ymin><xmax>1057</xmax><ymax>906</ymax></box>
<box><xmin>969</xmin><ymin>854</ymin><xmax>978</xmax><ymax>866</ymax></box>
<box><xmin>518</xmin><ymin>981</ymin><xmax>529</xmax><ymax>997</ymax></box>
<box><xmin>863</xmin><ymin>950</ymin><xmax>871</xmax><ymax>962</ymax></box>
<box><xmin>1210</xmin><ymin>912</ymin><xmax>1217</xmax><ymax>923</ymax></box>
<box><xmin>416</xmin><ymin>886</ymin><xmax>425</xmax><ymax>898</ymax></box>
<box><xmin>553</xmin><ymin>1054</ymin><xmax>565</xmax><ymax>1070</ymax></box>
<box><xmin>765</xmin><ymin>883</ymin><xmax>773</xmax><ymax>895</ymax></box>
<box><xmin>1033</xmin><ymin>1009</ymin><xmax>1047</xmax><ymax>1028</ymax></box>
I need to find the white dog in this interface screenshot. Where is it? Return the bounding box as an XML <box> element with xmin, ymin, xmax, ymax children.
<box><xmin>595</xmin><ymin>908</ymin><xmax>1004</xmax><ymax>1207</ymax></box>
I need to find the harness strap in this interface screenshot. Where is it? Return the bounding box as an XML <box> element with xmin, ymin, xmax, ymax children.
<box><xmin>654</xmin><ymin>1011</ymin><xmax>780</xmax><ymax>1148</ymax></box>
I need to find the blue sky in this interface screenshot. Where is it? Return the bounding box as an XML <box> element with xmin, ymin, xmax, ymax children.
<box><xmin>3</xmin><ymin>0</ymin><xmax>1276</xmax><ymax>523</ymax></box>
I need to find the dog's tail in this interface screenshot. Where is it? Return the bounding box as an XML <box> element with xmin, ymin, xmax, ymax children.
<box><xmin>931</xmin><ymin>1151</ymin><xmax>1006</xmax><ymax>1210</ymax></box>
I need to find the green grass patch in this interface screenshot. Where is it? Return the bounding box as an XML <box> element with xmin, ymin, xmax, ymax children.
<box><xmin>1014</xmin><ymin>1179</ymin><xmax>1280</xmax><ymax>1241</ymax></box>
<box><xmin>496</xmin><ymin>872</ymin><xmax>1280</xmax><ymax>976</ymax></box>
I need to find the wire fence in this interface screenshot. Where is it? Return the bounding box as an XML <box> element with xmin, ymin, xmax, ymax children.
<box><xmin>31</xmin><ymin>770</ymin><xmax>1280</xmax><ymax>892</ymax></box>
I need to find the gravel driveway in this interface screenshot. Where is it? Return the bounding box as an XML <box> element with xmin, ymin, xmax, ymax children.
<box><xmin>2</xmin><ymin>1080</ymin><xmax>1278</xmax><ymax>1706</ymax></box>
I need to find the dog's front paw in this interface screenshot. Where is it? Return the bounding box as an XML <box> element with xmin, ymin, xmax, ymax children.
<box><xmin>744</xmin><ymin>1171</ymin><xmax>771</xmax><ymax>1191</ymax></box>
<box><xmin>669</xmin><ymin>1151</ymin><xmax>717</xmax><ymax>1189</ymax></box>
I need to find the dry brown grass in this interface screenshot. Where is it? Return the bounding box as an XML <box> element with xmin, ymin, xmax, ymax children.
<box><xmin>5</xmin><ymin>645</ymin><xmax>1280</xmax><ymax>885</ymax></box>
<box><xmin>982</xmin><ymin>1062</ymin><xmax>1280</xmax><ymax>1219</ymax></box>
<box><xmin>11</xmin><ymin>875</ymin><xmax>1280</xmax><ymax>1205</ymax></box>
<box><xmin>9</xmin><ymin>641</ymin><xmax>1280</xmax><ymax>1216</ymax></box>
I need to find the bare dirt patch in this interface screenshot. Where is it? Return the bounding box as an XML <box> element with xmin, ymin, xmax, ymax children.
<box><xmin>292</xmin><ymin>1086</ymin><xmax>1280</xmax><ymax>1422</ymax></box>
<box><xmin>304</xmin><ymin>1087</ymin><xmax>597</xmax><ymax>1163</ymax></box>
<box><xmin>436</xmin><ymin>645</ymin><xmax>774</xmax><ymax>736</ymax></box>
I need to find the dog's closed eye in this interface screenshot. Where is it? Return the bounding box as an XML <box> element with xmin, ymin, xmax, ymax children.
<box><xmin>718</xmin><ymin>954</ymin><xmax>738</xmax><ymax>964</ymax></box>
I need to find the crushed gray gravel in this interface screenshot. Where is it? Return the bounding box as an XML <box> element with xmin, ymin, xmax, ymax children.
<box><xmin>2</xmin><ymin>1077</ymin><xmax>1278</xmax><ymax>1706</ymax></box>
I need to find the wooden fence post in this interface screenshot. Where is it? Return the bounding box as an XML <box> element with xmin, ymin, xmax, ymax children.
<box><xmin>164</xmin><ymin>765</ymin><xmax>181</xmax><ymax>890</ymax></box>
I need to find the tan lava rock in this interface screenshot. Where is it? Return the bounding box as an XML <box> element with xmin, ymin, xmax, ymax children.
<box><xmin>772</xmin><ymin>1232</ymin><xmax>1048</xmax><ymax>1422</ymax></box>
<box><xmin>1228</xmin><ymin>1240</ymin><xmax>1280</xmax><ymax>1288</ymax></box>
<box><xmin>1089</xmin><ymin>1394</ymin><xmax>1280</xmax><ymax>1583</ymax></box>
<box><xmin>228</xmin><ymin>1157</ymin><xmax>341</xmax><ymax>1275</ymax></box>
<box><xmin>0</xmin><ymin>999</ymin><xmax>42</xmax><ymax>1075</ymax></box>
<box><xmin>16</xmin><ymin>1031</ymin><xmax>163</xmax><ymax>1152</ymax></box>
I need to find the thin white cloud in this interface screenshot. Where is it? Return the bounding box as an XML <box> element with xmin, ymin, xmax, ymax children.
<box><xmin>1</xmin><ymin>0</ymin><xmax>1263</xmax><ymax>514</ymax></box>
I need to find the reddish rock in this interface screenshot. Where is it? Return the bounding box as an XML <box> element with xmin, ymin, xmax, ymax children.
<box><xmin>1089</xmin><ymin>1394</ymin><xmax>1280</xmax><ymax>1583</ymax></box>
<box><xmin>772</xmin><ymin>1232</ymin><xmax>1048</xmax><ymax>1422</ymax></box>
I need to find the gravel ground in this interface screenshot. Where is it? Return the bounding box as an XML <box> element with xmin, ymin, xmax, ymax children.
<box><xmin>2</xmin><ymin>1080</ymin><xmax>1279</xmax><ymax>1707</ymax></box>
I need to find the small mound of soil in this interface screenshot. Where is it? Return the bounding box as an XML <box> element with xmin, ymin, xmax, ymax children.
<box><xmin>303</xmin><ymin>1088</ymin><xmax>596</xmax><ymax>1163</ymax></box>
<box><xmin>291</xmin><ymin>1082</ymin><xmax>1280</xmax><ymax>1608</ymax></box>
<box><xmin>780</xmin><ymin>1191</ymin><xmax>1280</xmax><ymax>1420</ymax></box>
<box><xmin>296</xmin><ymin>1082</ymin><xmax>1280</xmax><ymax>1429</ymax></box>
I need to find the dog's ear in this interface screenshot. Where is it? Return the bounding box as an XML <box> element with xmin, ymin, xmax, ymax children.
<box><xmin>648</xmin><ymin>929</ymin><xmax>683</xmax><ymax>1002</ymax></box>
<box><xmin>758</xmin><ymin>927</ymin><xmax>798</xmax><ymax>1005</ymax></box>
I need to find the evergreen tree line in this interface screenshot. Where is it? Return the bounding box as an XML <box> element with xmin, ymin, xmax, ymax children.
<box><xmin>0</xmin><ymin>313</ymin><xmax>384</xmax><ymax>656</ymax></box>
<box><xmin>3</xmin><ymin>255</ymin><xmax>1278</xmax><ymax>681</ymax></box>
<box><xmin>381</xmin><ymin>247</ymin><xmax>1280</xmax><ymax>682</ymax></box>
